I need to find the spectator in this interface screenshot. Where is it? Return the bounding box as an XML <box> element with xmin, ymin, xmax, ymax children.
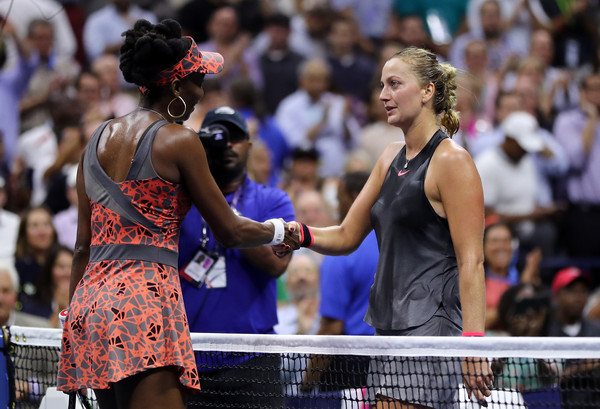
<box><xmin>20</xmin><ymin>245</ymin><xmax>72</xmax><ymax>322</ymax></box>
<box><xmin>331</xmin><ymin>0</ymin><xmax>392</xmax><ymax>48</ymax></box>
<box><xmin>502</xmin><ymin>58</ymin><xmax>556</xmax><ymax>131</ymax></box>
<box><xmin>275</xmin><ymin>250</ymin><xmax>321</xmax><ymax>335</ymax></box>
<box><xmin>0</xmin><ymin>0</ymin><xmax>76</xmax><ymax>60</ymax></box>
<box><xmin>14</xmin><ymin>206</ymin><xmax>58</xmax><ymax>310</ymax></box>
<box><xmin>275</xmin><ymin>58</ymin><xmax>360</xmax><ymax>178</ymax></box>
<box><xmin>52</xmin><ymin>167</ymin><xmax>78</xmax><ymax>250</ymax></box>
<box><xmin>392</xmin><ymin>0</ymin><xmax>469</xmax><ymax>55</ymax></box>
<box><xmin>326</xmin><ymin>16</ymin><xmax>375</xmax><ymax>104</ymax></box>
<box><xmin>258</xmin><ymin>13</ymin><xmax>305</xmax><ymax>114</ymax></box>
<box><xmin>83</xmin><ymin>0</ymin><xmax>156</xmax><ymax>63</ymax></box>
<box><xmin>553</xmin><ymin>71</ymin><xmax>600</xmax><ymax>259</ymax></box>
<box><xmin>483</xmin><ymin>222</ymin><xmax>541</xmax><ymax>330</ymax></box>
<box><xmin>286</xmin><ymin>5</ymin><xmax>334</xmax><ymax>59</ymax></box>
<box><xmin>548</xmin><ymin>267</ymin><xmax>600</xmax><ymax>337</ymax></box>
<box><xmin>475</xmin><ymin>95</ymin><xmax>569</xmax><ymax>213</ymax></box>
<box><xmin>0</xmin><ymin>176</ymin><xmax>19</xmax><ymax>264</ymax></box>
<box><xmin>449</xmin><ymin>0</ymin><xmax>527</xmax><ymax>72</ymax></box>
<box><xmin>462</xmin><ymin>39</ymin><xmax>498</xmax><ymax>125</ymax></box>
<box><xmin>475</xmin><ymin>111</ymin><xmax>565</xmax><ymax>257</ymax></box>
<box><xmin>91</xmin><ymin>54</ymin><xmax>138</xmax><ymax>119</ymax></box>
<box><xmin>227</xmin><ymin>77</ymin><xmax>290</xmax><ymax>186</ymax></box>
<box><xmin>467</xmin><ymin>0</ymin><xmax>533</xmax><ymax>48</ymax></box>
<box><xmin>392</xmin><ymin>14</ymin><xmax>427</xmax><ymax>46</ymax></box>
<box><xmin>280</xmin><ymin>147</ymin><xmax>323</xmax><ymax>204</ymax></box>
<box><xmin>0</xmin><ymin>260</ymin><xmax>49</xmax><ymax>327</ymax></box>
<box><xmin>197</xmin><ymin>6</ymin><xmax>263</xmax><ymax>90</ymax></box>
<box><xmin>497</xmin><ymin>283</ymin><xmax>551</xmax><ymax>335</ymax></box>
<box><xmin>176</xmin><ymin>0</ymin><xmax>263</xmax><ymax>43</ymax></box>
<box><xmin>20</xmin><ymin>19</ymin><xmax>79</xmax><ymax>133</ymax></box>
<box><xmin>453</xmin><ymin>73</ymin><xmax>494</xmax><ymax>152</ymax></box>
<box><xmin>74</xmin><ymin>70</ymin><xmax>106</xmax><ymax>126</ymax></box>
<box><xmin>183</xmin><ymin>79</ymin><xmax>227</xmax><ymax>131</ymax></box>
<box><xmin>296</xmin><ymin>172</ymin><xmax>376</xmax><ymax>404</ymax></box>
<box><xmin>247</xmin><ymin>138</ymin><xmax>272</xmax><ymax>185</ymax></box>
<box><xmin>493</xmin><ymin>283</ymin><xmax>559</xmax><ymax>406</ymax></box>
<box><xmin>294</xmin><ymin>189</ymin><xmax>335</xmax><ymax>229</ymax></box>
<box><xmin>547</xmin><ymin>267</ymin><xmax>600</xmax><ymax>408</ymax></box>
<box><xmin>528</xmin><ymin>28</ymin><xmax>579</xmax><ymax>112</ymax></box>
<box><xmin>528</xmin><ymin>0</ymin><xmax>598</xmax><ymax>71</ymax></box>
<box><xmin>179</xmin><ymin>106</ymin><xmax>295</xmax><ymax>409</ymax></box>
<box><xmin>0</xmin><ymin>17</ymin><xmax>37</xmax><ymax>166</ymax></box>
<box><xmin>175</xmin><ymin>0</ymin><xmax>219</xmax><ymax>43</ymax></box>
<box><xmin>317</xmin><ymin>171</ymin><xmax>376</xmax><ymax>335</ymax></box>
<box><xmin>470</xmin><ymin>90</ymin><xmax>522</xmax><ymax>157</ymax></box>
<box><xmin>15</xmin><ymin>92</ymin><xmax>83</xmax><ymax>209</ymax></box>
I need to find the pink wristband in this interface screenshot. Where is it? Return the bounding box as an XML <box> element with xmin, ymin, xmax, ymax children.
<box><xmin>462</xmin><ymin>332</ymin><xmax>485</xmax><ymax>337</ymax></box>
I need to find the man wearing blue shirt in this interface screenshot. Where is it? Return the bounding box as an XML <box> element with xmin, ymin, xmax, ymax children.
<box><xmin>301</xmin><ymin>171</ymin><xmax>378</xmax><ymax>395</ymax></box>
<box><xmin>318</xmin><ymin>170</ymin><xmax>377</xmax><ymax>337</ymax></box>
<box><xmin>178</xmin><ymin>106</ymin><xmax>294</xmax><ymax>408</ymax></box>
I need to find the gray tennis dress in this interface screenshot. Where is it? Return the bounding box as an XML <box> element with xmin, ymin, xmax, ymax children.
<box><xmin>366</xmin><ymin>130</ymin><xmax>462</xmax><ymax>408</ymax></box>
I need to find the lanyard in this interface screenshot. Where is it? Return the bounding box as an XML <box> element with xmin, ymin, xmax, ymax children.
<box><xmin>200</xmin><ymin>175</ymin><xmax>248</xmax><ymax>248</ymax></box>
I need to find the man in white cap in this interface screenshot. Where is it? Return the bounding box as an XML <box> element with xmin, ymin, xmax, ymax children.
<box><xmin>475</xmin><ymin>111</ymin><xmax>565</xmax><ymax>258</ymax></box>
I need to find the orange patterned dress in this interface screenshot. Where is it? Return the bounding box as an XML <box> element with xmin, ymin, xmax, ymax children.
<box><xmin>57</xmin><ymin>120</ymin><xmax>200</xmax><ymax>393</ymax></box>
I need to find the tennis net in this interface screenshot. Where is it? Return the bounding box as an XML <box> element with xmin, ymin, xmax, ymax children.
<box><xmin>2</xmin><ymin>325</ymin><xmax>600</xmax><ymax>408</ymax></box>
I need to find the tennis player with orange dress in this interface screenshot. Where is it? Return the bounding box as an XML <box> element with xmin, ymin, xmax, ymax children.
<box><xmin>57</xmin><ymin>19</ymin><xmax>288</xmax><ymax>409</ymax></box>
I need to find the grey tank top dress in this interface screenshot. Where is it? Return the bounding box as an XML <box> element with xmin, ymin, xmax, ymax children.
<box><xmin>366</xmin><ymin>130</ymin><xmax>462</xmax><ymax>333</ymax></box>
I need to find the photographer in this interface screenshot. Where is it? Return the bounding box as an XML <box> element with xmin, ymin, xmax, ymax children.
<box><xmin>178</xmin><ymin>106</ymin><xmax>295</xmax><ymax>408</ymax></box>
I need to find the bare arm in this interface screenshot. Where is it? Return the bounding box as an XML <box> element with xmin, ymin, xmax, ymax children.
<box><xmin>69</xmin><ymin>157</ymin><xmax>91</xmax><ymax>302</ymax></box>
<box><xmin>307</xmin><ymin>143</ymin><xmax>403</xmax><ymax>255</ymax></box>
<box><xmin>430</xmin><ymin>141</ymin><xmax>492</xmax><ymax>402</ymax></box>
<box><xmin>153</xmin><ymin>124</ymin><xmax>279</xmax><ymax>248</ymax></box>
<box><xmin>432</xmin><ymin>143</ymin><xmax>486</xmax><ymax>333</ymax></box>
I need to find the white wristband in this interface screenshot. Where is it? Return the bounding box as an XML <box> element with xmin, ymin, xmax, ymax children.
<box><xmin>265</xmin><ymin>218</ymin><xmax>285</xmax><ymax>246</ymax></box>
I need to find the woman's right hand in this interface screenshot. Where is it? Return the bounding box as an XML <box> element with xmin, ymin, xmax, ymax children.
<box><xmin>272</xmin><ymin>221</ymin><xmax>301</xmax><ymax>257</ymax></box>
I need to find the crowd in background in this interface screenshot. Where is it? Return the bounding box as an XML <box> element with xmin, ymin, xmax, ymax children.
<box><xmin>0</xmin><ymin>0</ymin><xmax>600</xmax><ymax>344</ymax></box>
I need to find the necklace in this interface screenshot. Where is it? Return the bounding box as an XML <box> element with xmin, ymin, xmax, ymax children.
<box><xmin>404</xmin><ymin>135</ymin><xmax>432</xmax><ymax>169</ymax></box>
<box><xmin>138</xmin><ymin>107</ymin><xmax>167</xmax><ymax>121</ymax></box>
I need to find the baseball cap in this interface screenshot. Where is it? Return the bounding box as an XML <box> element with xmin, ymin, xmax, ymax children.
<box><xmin>501</xmin><ymin>111</ymin><xmax>544</xmax><ymax>153</ymax></box>
<box><xmin>202</xmin><ymin>106</ymin><xmax>249</xmax><ymax>138</ymax></box>
<box><xmin>551</xmin><ymin>267</ymin><xmax>592</xmax><ymax>295</ymax></box>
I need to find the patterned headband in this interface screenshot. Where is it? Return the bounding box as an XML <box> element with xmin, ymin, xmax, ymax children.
<box><xmin>140</xmin><ymin>36</ymin><xmax>224</xmax><ymax>94</ymax></box>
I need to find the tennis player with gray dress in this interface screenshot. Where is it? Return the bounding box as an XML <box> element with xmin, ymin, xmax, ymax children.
<box><xmin>277</xmin><ymin>47</ymin><xmax>494</xmax><ymax>409</ymax></box>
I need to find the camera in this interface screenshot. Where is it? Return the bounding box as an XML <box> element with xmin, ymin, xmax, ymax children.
<box><xmin>198</xmin><ymin>124</ymin><xmax>230</xmax><ymax>151</ymax></box>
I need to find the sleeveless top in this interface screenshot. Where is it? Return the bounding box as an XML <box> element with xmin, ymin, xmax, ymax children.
<box><xmin>365</xmin><ymin>130</ymin><xmax>461</xmax><ymax>331</ymax></box>
<box><xmin>57</xmin><ymin>120</ymin><xmax>199</xmax><ymax>392</ymax></box>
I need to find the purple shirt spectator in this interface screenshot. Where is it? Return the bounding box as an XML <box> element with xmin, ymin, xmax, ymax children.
<box><xmin>0</xmin><ymin>46</ymin><xmax>38</xmax><ymax>164</ymax></box>
<box><xmin>553</xmin><ymin>108</ymin><xmax>600</xmax><ymax>205</ymax></box>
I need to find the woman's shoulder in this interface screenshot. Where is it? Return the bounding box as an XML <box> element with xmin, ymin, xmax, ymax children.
<box><xmin>434</xmin><ymin>136</ymin><xmax>474</xmax><ymax>166</ymax></box>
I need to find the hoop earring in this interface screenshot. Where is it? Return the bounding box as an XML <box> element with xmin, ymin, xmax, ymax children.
<box><xmin>167</xmin><ymin>95</ymin><xmax>187</xmax><ymax>119</ymax></box>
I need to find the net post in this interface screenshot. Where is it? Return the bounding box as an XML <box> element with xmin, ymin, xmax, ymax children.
<box><xmin>1</xmin><ymin>327</ymin><xmax>11</xmax><ymax>409</ymax></box>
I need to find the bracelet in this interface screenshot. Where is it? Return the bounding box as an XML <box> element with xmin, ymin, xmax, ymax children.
<box><xmin>462</xmin><ymin>332</ymin><xmax>485</xmax><ymax>337</ymax></box>
<box><xmin>265</xmin><ymin>218</ymin><xmax>285</xmax><ymax>246</ymax></box>
<box><xmin>299</xmin><ymin>222</ymin><xmax>314</xmax><ymax>248</ymax></box>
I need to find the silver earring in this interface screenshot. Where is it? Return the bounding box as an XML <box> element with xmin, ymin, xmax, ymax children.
<box><xmin>167</xmin><ymin>95</ymin><xmax>187</xmax><ymax>119</ymax></box>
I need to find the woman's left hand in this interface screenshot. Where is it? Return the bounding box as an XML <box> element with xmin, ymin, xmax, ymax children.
<box><xmin>462</xmin><ymin>357</ymin><xmax>494</xmax><ymax>406</ymax></box>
